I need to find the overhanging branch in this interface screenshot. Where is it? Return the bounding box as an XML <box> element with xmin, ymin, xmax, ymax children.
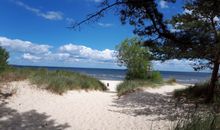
<box><xmin>70</xmin><ymin>1</ymin><xmax>125</xmax><ymax>29</ymax></box>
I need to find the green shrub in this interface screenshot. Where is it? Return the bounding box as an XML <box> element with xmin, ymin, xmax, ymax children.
<box><xmin>149</xmin><ymin>71</ymin><xmax>163</xmax><ymax>83</ymax></box>
<box><xmin>116</xmin><ymin>38</ymin><xmax>151</xmax><ymax>80</ymax></box>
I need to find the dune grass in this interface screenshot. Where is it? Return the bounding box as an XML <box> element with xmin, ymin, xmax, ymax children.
<box><xmin>173</xmin><ymin>113</ymin><xmax>220</xmax><ymax>130</ymax></box>
<box><xmin>173</xmin><ymin>80</ymin><xmax>220</xmax><ymax>101</ymax></box>
<box><xmin>116</xmin><ymin>72</ymin><xmax>180</xmax><ymax>96</ymax></box>
<box><xmin>117</xmin><ymin>79</ymin><xmax>163</xmax><ymax>96</ymax></box>
<box><xmin>0</xmin><ymin>68</ymin><xmax>106</xmax><ymax>94</ymax></box>
<box><xmin>166</xmin><ymin>77</ymin><xmax>177</xmax><ymax>84</ymax></box>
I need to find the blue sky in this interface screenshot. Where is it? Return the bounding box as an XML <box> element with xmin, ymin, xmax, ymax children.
<box><xmin>0</xmin><ymin>0</ymin><xmax>197</xmax><ymax>71</ymax></box>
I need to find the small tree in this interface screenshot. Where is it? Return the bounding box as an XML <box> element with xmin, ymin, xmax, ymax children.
<box><xmin>116</xmin><ymin>38</ymin><xmax>151</xmax><ymax>80</ymax></box>
<box><xmin>0</xmin><ymin>47</ymin><xmax>9</xmax><ymax>72</ymax></box>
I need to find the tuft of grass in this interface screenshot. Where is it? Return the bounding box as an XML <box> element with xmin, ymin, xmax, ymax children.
<box><xmin>166</xmin><ymin>77</ymin><xmax>177</xmax><ymax>84</ymax></box>
<box><xmin>0</xmin><ymin>67</ymin><xmax>33</xmax><ymax>82</ymax></box>
<box><xmin>150</xmin><ymin>71</ymin><xmax>163</xmax><ymax>83</ymax></box>
<box><xmin>30</xmin><ymin>70</ymin><xmax>106</xmax><ymax>94</ymax></box>
<box><xmin>174</xmin><ymin>113</ymin><xmax>219</xmax><ymax>130</ymax></box>
<box><xmin>117</xmin><ymin>71</ymin><xmax>164</xmax><ymax>96</ymax></box>
<box><xmin>117</xmin><ymin>80</ymin><xmax>162</xmax><ymax>96</ymax></box>
<box><xmin>0</xmin><ymin>68</ymin><xmax>106</xmax><ymax>94</ymax></box>
<box><xmin>174</xmin><ymin>80</ymin><xmax>210</xmax><ymax>100</ymax></box>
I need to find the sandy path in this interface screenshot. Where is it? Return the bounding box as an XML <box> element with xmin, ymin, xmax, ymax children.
<box><xmin>0</xmin><ymin>81</ymin><xmax>189</xmax><ymax>130</ymax></box>
<box><xmin>100</xmin><ymin>80</ymin><xmax>123</xmax><ymax>92</ymax></box>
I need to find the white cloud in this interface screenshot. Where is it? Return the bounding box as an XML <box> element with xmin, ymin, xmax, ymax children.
<box><xmin>0</xmin><ymin>36</ymin><xmax>116</xmax><ymax>64</ymax></box>
<box><xmin>153</xmin><ymin>59</ymin><xmax>194</xmax><ymax>71</ymax></box>
<box><xmin>59</xmin><ymin>44</ymin><xmax>115</xmax><ymax>61</ymax></box>
<box><xmin>66</xmin><ymin>17</ymin><xmax>75</xmax><ymax>24</ymax></box>
<box><xmin>159</xmin><ymin>0</ymin><xmax>168</xmax><ymax>9</ymax></box>
<box><xmin>183</xmin><ymin>9</ymin><xmax>193</xmax><ymax>14</ymax></box>
<box><xmin>0</xmin><ymin>36</ymin><xmax>195</xmax><ymax>71</ymax></box>
<box><xmin>22</xmin><ymin>53</ymin><xmax>41</xmax><ymax>62</ymax></box>
<box><xmin>98</xmin><ymin>23</ymin><xmax>113</xmax><ymax>28</ymax></box>
<box><xmin>89</xmin><ymin>0</ymin><xmax>103</xmax><ymax>3</ymax></box>
<box><xmin>14</xmin><ymin>0</ymin><xmax>63</xmax><ymax>20</ymax></box>
<box><xmin>40</xmin><ymin>11</ymin><xmax>63</xmax><ymax>20</ymax></box>
<box><xmin>0</xmin><ymin>36</ymin><xmax>51</xmax><ymax>54</ymax></box>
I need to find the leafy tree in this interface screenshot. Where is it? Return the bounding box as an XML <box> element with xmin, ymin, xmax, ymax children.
<box><xmin>148</xmin><ymin>0</ymin><xmax>220</xmax><ymax>102</ymax></box>
<box><xmin>0</xmin><ymin>47</ymin><xmax>9</xmax><ymax>72</ymax></box>
<box><xmin>116</xmin><ymin>38</ymin><xmax>151</xmax><ymax>80</ymax></box>
<box><xmin>73</xmin><ymin>0</ymin><xmax>220</xmax><ymax>102</ymax></box>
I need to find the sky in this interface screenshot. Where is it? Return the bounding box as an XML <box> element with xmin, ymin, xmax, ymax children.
<box><xmin>0</xmin><ymin>0</ymin><xmax>198</xmax><ymax>71</ymax></box>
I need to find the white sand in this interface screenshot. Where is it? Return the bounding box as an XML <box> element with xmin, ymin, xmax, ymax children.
<box><xmin>0</xmin><ymin>80</ymin><xmax>188</xmax><ymax>130</ymax></box>
<box><xmin>144</xmin><ymin>83</ymin><xmax>188</xmax><ymax>95</ymax></box>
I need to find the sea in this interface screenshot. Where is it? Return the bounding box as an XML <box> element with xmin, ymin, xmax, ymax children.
<box><xmin>14</xmin><ymin>65</ymin><xmax>211</xmax><ymax>84</ymax></box>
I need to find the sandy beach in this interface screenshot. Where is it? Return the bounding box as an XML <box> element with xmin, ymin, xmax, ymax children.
<box><xmin>0</xmin><ymin>80</ymin><xmax>189</xmax><ymax>130</ymax></box>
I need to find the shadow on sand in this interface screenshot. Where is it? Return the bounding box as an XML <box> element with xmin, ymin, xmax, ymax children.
<box><xmin>110</xmin><ymin>91</ymin><xmax>199</xmax><ymax>121</ymax></box>
<box><xmin>0</xmin><ymin>99</ymin><xmax>70</xmax><ymax>130</ymax></box>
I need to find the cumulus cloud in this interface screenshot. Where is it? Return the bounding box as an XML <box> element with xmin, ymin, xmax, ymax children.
<box><xmin>0</xmin><ymin>36</ymin><xmax>116</xmax><ymax>64</ymax></box>
<box><xmin>0</xmin><ymin>36</ymin><xmax>51</xmax><ymax>54</ymax></box>
<box><xmin>14</xmin><ymin>0</ymin><xmax>63</xmax><ymax>20</ymax></box>
<box><xmin>22</xmin><ymin>53</ymin><xmax>42</xmax><ymax>62</ymax></box>
<box><xmin>153</xmin><ymin>59</ymin><xmax>194</xmax><ymax>71</ymax></box>
<box><xmin>98</xmin><ymin>23</ymin><xmax>113</xmax><ymax>28</ymax></box>
<box><xmin>59</xmin><ymin>44</ymin><xmax>115</xmax><ymax>62</ymax></box>
<box><xmin>0</xmin><ymin>36</ymin><xmax>194</xmax><ymax>71</ymax></box>
<box><xmin>159</xmin><ymin>0</ymin><xmax>168</xmax><ymax>9</ymax></box>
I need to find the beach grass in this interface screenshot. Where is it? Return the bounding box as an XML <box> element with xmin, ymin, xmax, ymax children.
<box><xmin>173</xmin><ymin>113</ymin><xmax>219</xmax><ymax>130</ymax></box>
<box><xmin>173</xmin><ymin>80</ymin><xmax>218</xmax><ymax>100</ymax></box>
<box><xmin>117</xmin><ymin>79</ymin><xmax>163</xmax><ymax>96</ymax></box>
<box><xmin>116</xmin><ymin>71</ymin><xmax>171</xmax><ymax>96</ymax></box>
<box><xmin>166</xmin><ymin>77</ymin><xmax>177</xmax><ymax>84</ymax></box>
<box><xmin>0</xmin><ymin>67</ymin><xmax>106</xmax><ymax>94</ymax></box>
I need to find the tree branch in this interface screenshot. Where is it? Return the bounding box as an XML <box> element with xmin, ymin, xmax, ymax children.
<box><xmin>70</xmin><ymin>1</ymin><xmax>125</xmax><ymax>29</ymax></box>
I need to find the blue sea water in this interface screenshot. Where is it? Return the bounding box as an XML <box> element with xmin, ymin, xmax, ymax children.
<box><xmin>14</xmin><ymin>65</ymin><xmax>211</xmax><ymax>84</ymax></box>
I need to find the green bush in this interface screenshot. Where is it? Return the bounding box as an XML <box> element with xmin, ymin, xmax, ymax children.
<box><xmin>149</xmin><ymin>71</ymin><xmax>163</xmax><ymax>83</ymax></box>
<box><xmin>116</xmin><ymin>38</ymin><xmax>151</xmax><ymax>80</ymax></box>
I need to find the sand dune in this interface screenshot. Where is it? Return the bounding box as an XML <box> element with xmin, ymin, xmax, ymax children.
<box><xmin>0</xmin><ymin>80</ymin><xmax>189</xmax><ymax>130</ymax></box>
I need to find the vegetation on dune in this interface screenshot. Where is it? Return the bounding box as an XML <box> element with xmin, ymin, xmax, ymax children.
<box><xmin>75</xmin><ymin>0</ymin><xmax>220</xmax><ymax>102</ymax></box>
<box><xmin>115</xmin><ymin>38</ymin><xmax>164</xmax><ymax>96</ymax></box>
<box><xmin>166</xmin><ymin>77</ymin><xmax>177</xmax><ymax>84</ymax></box>
<box><xmin>117</xmin><ymin>79</ymin><xmax>163</xmax><ymax>96</ymax></box>
<box><xmin>0</xmin><ymin>47</ymin><xmax>9</xmax><ymax>73</ymax></box>
<box><xmin>174</xmin><ymin>113</ymin><xmax>220</xmax><ymax>130</ymax></box>
<box><xmin>174</xmin><ymin>80</ymin><xmax>220</xmax><ymax>103</ymax></box>
<box><xmin>0</xmin><ymin>68</ymin><xmax>106</xmax><ymax>94</ymax></box>
<box><xmin>29</xmin><ymin>69</ymin><xmax>106</xmax><ymax>94</ymax></box>
<box><xmin>116</xmin><ymin>37</ymin><xmax>152</xmax><ymax>80</ymax></box>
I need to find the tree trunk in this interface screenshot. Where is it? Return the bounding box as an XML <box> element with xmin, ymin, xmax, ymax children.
<box><xmin>207</xmin><ymin>61</ymin><xmax>220</xmax><ymax>102</ymax></box>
